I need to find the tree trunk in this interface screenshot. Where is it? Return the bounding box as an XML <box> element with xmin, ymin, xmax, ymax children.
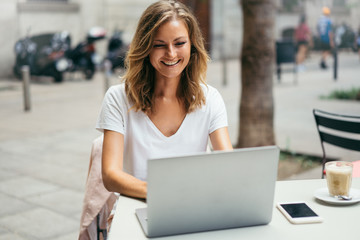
<box><xmin>179</xmin><ymin>0</ymin><xmax>211</xmax><ymax>51</ymax></box>
<box><xmin>236</xmin><ymin>0</ymin><xmax>276</xmax><ymax>148</ymax></box>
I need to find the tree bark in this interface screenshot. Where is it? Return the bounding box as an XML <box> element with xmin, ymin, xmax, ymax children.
<box><xmin>236</xmin><ymin>0</ymin><xmax>276</xmax><ymax>148</ymax></box>
<box><xmin>179</xmin><ymin>0</ymin><xmax>211</xmax><ymax>51</ymax></box>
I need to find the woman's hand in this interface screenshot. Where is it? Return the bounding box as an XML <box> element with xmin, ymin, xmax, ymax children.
<box><xmin>102</xmin><ymin>130</ymin><xmax>147</xmax><ymax>199</ymax></box>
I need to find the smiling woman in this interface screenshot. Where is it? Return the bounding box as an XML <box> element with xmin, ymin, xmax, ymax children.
<box><xmin>96</xmin><ymin>0</ymin><xmax>233</xmax><ymax>202</ymax></box>
<box><xmin>124</xmin><ymin>0</ymin><xmax>209</xmax><ymax>114</ymax></box>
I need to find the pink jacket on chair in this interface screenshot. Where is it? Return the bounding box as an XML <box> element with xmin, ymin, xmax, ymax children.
<box><xmin>79</xmin><ymin>135</ymin><xmax>117</xmax><ymax>240</ymax></box>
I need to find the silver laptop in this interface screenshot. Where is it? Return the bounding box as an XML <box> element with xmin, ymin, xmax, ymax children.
<box><xmin>135</xmin><ymin>145</ymin><xmax>279</xmax><ymax>238</ymax></box>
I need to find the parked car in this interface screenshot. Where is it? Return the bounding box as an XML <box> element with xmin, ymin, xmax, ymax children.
<box><xmin>13</xmin><ymin>31</ymin><xmax>71</xmax><ymax>82</ymax></box>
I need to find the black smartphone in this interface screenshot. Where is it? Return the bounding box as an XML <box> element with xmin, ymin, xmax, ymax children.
<box><xmin>277</xmin><ymin>202</ymin><xmax>323</xmax><ymax>224</ymax></box>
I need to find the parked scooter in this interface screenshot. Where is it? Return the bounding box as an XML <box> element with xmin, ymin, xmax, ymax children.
<box><xmin>13</xmin><ymin>30</ymin><xmax>71</xmax><ymax>83</ymax></box>
<box><xmin>65</xmin><ymin>27</ymin><xmax>106</xmax><ymax>80</ymax></box>
<box><xmin>105</xmin><ymin>30</ymin><xmax>128</xmax><ymax>72</ymax></box>
<box><xmin>334</xmin><ymin>23</ymin><xmax>356</xmax><ymax>50</ymax></box>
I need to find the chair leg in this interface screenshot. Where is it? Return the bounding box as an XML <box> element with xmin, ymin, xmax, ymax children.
<box><xmin>320</xmin><ymin>143</ymin><xmax>327</xmax><ymax>179</ymax></box>
<box><xmin>97</xmin><ymin>214</ymin><xmax>107</xmax><ymax>240</ymax></box>
<box><xmin>277</xmin><ymin>64</ymin><xmax>281</xmax><ymax>82</ymax></box>
<box><xmin>97</xmin><ymin>214</ymin><xmax>101</xmax><ymax>240</ymax></box>
<box><xmin>293</xmin><ymin>63</ymin><xmax>298</xmax><ymax>85</ymax></box>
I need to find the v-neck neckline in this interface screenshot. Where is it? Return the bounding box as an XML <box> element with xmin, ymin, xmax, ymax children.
<box><xmin>144</xmin><ymin>113</ymin><xmax>188</xmax><ymax>139</ymax></box>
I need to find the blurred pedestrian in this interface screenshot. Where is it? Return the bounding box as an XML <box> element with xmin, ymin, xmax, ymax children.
<box><xmin>294</xmin><ymin>14</ymin><xmax>311</xmax><ymax>72</ymax></box>
<box><xmin>317</xmin><ymin>6</ymin><xmax>334</xmax><ymax>69</ymax></box>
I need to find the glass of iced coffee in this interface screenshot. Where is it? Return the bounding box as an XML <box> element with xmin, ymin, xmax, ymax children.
<box><xmin>325</xmin><ymin>161</ymin><xmax>353</xmax><ymax>197</ymax></box>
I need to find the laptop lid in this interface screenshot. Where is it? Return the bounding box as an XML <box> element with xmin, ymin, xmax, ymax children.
<box><xmin>136</xmin><ymin>145</ymin><xmax>279</xmax><ymax>237</ymax></box>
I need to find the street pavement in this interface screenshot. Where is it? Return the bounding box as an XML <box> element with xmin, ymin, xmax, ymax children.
<box><xmin>0</xmin><ymin>51</ymin><xmax>359</xmax><ymax>239</ymax></box>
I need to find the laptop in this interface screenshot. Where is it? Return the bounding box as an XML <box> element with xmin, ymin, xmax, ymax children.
<box><xmin>135</xmin><ymin>145</ymin><xmax>279</xmax><ymax>238</ymax></box>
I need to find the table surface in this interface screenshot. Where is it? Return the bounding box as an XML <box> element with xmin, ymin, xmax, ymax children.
<box><xmin>108</xmin><ymin>178</ymin><xmax>360</xmax><ymax>240</ymax></box>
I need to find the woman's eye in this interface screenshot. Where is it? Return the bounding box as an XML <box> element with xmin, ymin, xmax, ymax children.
<box><xmin>175</xmin><ymin>42</ymin><xmax>186</xmax><ymax>46</ymax></box>
<box><xmin>153</xmin><ymin>44</ymin><xmax>165</xmax><ymax>48</ymax></box>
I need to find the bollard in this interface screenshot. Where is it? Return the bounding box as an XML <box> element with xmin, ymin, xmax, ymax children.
<box><xmin>333</xmin><ymin>47</ymin><xmax>338</xmax><ymax>81</ymax></box>
<box><xmin>222</xmin><ymin>57</ymin><xmax>227</xmax><ymax>86</ymax></box>
<box><xmin>104</xmin><ymin>59</ymin><xmax>112</xmax><ymax>94</ymax></box>
<box><xmin>21</xmin><ymin>65</ymin><xmax>31</xmax><ymax>111</ymax></box>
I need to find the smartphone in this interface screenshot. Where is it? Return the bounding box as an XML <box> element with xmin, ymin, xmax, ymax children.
<box><xmin>276</xmin><ymin>202</ymin><xmax>323</xmax><ymax>224</ymax></box>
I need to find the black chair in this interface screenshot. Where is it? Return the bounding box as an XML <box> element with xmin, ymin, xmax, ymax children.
<box><xmin>275</xmin><ymin>40</ymin><xmax>297</xmax><ymax>83</ymax></box>
<box><xmin>313</xmin><ymin>109</ymin><xmax>360</xmax><ymax>178</ymax></box>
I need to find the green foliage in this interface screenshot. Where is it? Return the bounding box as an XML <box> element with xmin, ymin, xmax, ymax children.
<box><xmin>280</xmin><ymin>150</ymin><xmax>322</xmax><ymax>169</ymax></box>
<box><xmin>320</xmin><ymin>87</ymin><xmax>360</xmax><ymax>100</ymax></box>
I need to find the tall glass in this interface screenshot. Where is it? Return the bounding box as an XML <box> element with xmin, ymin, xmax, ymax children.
<box><xmin>325</xmin><ymin>161</ymin><xmax>353</xmax><ymax>197</ymax></box>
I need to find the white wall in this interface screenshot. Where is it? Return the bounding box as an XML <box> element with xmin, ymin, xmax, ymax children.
<box><xmin>211</xmin><ymin>0</ymin><xmax>242</xmax><ymax>60</ymax></box>
<box><xmin>0</xmin><ymin>0</ymin><xmax>18</xmax><ymax>77</ymax></box>
<box><xmin>275</xmin><ymin>14</ymin><xmax>299</xmax><ymax>39</ymax></box>
<box><xmin>103</xmin><ymin>0</ymin><xmax>157</xmax><ymax>44</ymax></box>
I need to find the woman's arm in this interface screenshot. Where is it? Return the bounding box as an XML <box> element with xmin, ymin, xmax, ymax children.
<box><xmin>209</xmin><ymin>127</ymin><xmax>233</xmax><ymax>151</ymax></box>
<box><xmin>102</xmin><ymin>129</ymin><xmax>147</xmax><ymax>199</ymax></box>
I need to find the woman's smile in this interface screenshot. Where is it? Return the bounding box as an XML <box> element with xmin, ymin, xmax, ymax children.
<box><xmin>162</xmin><ymin>59</ymin><xmax>181</xmax><ymax>66</ymax></box>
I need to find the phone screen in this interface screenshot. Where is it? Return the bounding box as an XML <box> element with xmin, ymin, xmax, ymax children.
<box><xmin>280</xmin><ymin>203</ymin><xmax>318</xmax><ymax>218</ymax></box>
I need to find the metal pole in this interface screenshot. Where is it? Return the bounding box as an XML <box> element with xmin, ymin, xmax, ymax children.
<box><xmin>21</xmin><ymin>65</ymin><xmax>31</xmax><ymax>111</ymax></box>
<box><xmin>222</xmin><ymin>56</ymin><xmax>227</xmax><ymax>86</ymax></box>
<box><xmin>333</xmin><ymin>47</ymin><xmax>337</xmax><ymax>81</ymax></box>
<box><xmin>104</xmin><ymin>59</ymin><xmax>112</xmax><ymax>94</ymax></box>
<box><xmin>221</xmin><ymin>1</ymin><xmax>227</xmax><ymax>86</ymax></box>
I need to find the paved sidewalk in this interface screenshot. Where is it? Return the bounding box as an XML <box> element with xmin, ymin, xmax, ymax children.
<box><xmin>0</xmin><ymin>52</ymin><xmax>359</xmax><ymax>239</ymax></box>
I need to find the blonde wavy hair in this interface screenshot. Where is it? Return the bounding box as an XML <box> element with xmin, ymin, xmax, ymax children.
<box><xmin>123</xmin><ymin>0</ymin><xmax>209</xmax><ymax>114</ymax></box>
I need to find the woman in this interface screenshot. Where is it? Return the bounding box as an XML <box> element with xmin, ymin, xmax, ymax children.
<box><xmin>96</xmin><ymin>0</ymin><xmax>233</xmax><ymax>200</ymax></box>
<box><xmin>294</xmin><ymin>14</ymin><xmax>311</xmax><ymax>72</ymax></box>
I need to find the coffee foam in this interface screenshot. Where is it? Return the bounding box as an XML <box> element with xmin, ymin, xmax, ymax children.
<box><xmin>326</xmin><ymin>164</ymin><xmax>352</xmax><ymax>173</ymax></box>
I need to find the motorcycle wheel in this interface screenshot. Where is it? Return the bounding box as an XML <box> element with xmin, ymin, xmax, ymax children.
<box><xmin>84</xmin><ymin>69</ymin><xmax>95</xmax><ymax>80</ymax></box>
<box><xmin>53</xmin><ymin>70</ymin><xmax>63</xmax><ymax>83</ymax></box>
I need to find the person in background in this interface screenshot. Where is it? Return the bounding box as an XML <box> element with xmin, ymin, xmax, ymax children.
<box><xmin>317</xmin><ymin>6</ymin><xmax>334</xmax><ymax>69</ymax></box>
<box><xmin>294</xmin><ymin>14</ymin><xmax>311</xmax><ymax>72</ymax></box>
<box><xmin>96</xmin><ymin>0</ymin><xmax>233</xmax><ymax>200</ymax></box>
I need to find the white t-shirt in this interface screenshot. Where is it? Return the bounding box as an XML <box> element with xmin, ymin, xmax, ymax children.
<box><xmin>96</xmin><ymin>83</ymin><xmax>228</xmax><ymax>181</ymax></box>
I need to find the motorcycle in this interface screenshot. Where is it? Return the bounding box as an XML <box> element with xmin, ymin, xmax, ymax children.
<box><xmin>105</xmin><ymin>29</ymin><xmax>128</xmax><ymax>72</ymax></box>
<box><xmin>13</xmin><ymin>30</ymin><xmax>71</xmax><ymax>83</ymax></box>
<box><xmin>65</xmin><ymin>27</ymin><xmax>106</xmax><ymax>80</ymax></box>
<box><xmin>334</xmin><ymin>23</ymin><xmax>356</xmax><ymax>50</ymax></box>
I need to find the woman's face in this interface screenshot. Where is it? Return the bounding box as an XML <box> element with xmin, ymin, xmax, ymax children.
<box><xmin>149</xmin><ymin>19</ymin><xmax>191</xmax><ymax>82</ymax></box>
